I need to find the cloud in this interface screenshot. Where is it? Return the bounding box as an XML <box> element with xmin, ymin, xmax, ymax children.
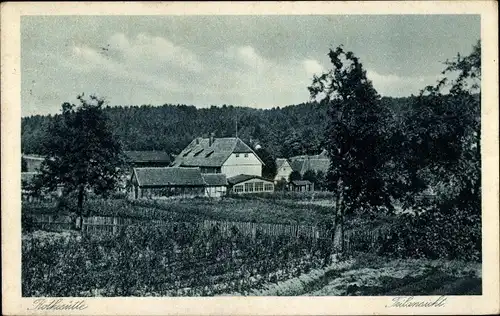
<box><xmin>108</xmin><ymin>32</ymin><xmax>202</xmax><ymax>72</ymax></box>
<box><xmin>67</xmin><ymin>43</ymin><xmax>180</xmax><ymax>92</ymax></box>
<box><xmin>194</xmin><ymin>46</ymin><xmax>325</xmax><ymax>107</ymax></box>
<box><xmin>23</xmin><ymin>36</ymin><xmax>332</xmax><ymax>114</ymax></box>
<box><xmin>303</xmin><ymin>59</ymin><xmax>325</xmax><ymax>77</ymax></box>
<box><xmin>366</xmin><ymin>69</ymin><xmax>441</xmax><ymax>97</ymax></box>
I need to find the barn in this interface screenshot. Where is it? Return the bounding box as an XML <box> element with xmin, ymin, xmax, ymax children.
<box><xmin>227</xmin><ymin>174</ymin><xmax>274</xmax><ymax>194</ymax></box>
<box><xmin>130</xmin><ymin>167</ymin><xmax>206</xmax><ymax>199</ymax></box>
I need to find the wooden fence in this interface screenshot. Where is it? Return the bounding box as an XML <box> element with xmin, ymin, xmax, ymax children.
<box><xmin>28</xmin><ymin>214</ymin><xmax>323</xmax><ymax>239</ymax></box>
<box><xmin>27</xmin><ymin>213</ymin><xmax>391</xmax><ymax>253</ymax></box>
<box><xmin>29</xmin><ymin>213</ymin><xmax>73</xmax><ymax>231</ymax></box>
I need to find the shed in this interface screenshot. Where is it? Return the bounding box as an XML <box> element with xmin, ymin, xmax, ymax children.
<box><xmin>130</xmin><ymin>167</ymin><xmax>206</xmax><ymax>199</ymax></box>
<box><xmin>289</xmin><ymin>180</ymin><xmax>314</xmax><ymax>192</ymax></box>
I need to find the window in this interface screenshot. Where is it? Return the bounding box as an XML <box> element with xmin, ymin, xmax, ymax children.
<box><xmin>235</xmin><ymin>153</ymin><xmax>240</xmax><ymax>158</ymax></box>
<box><xmin>193</xmin><ymin>148</ymin><xmax>204</xmax><ymax>157</ymax></box>
<box><xmin>234</xmin><ymin>185</ymin><xmax>243</xmax><ymax>193</ymax></box>
<box><xmin>244</xmin><ymin>183</ymin><xmax>254</xmax><ymax>192</ymax></box>
<box><xmin>205</xmin><ymin>150</ymin><xmax>214</xmax><ymax>158</ymax></box>
<box><xmin>255</xmin><ymin>182</ymin><xmax>264</xmax><ymax>192</ymax></box>
<box><xmin>244</xmin><ymin>153</ymin><xmax>249</xmax><ymax>158</ymax></box>
<box><xmin>264</xmin><ymin>183</ymin><xmax>274</xmax><ymax>191</ymax></box>
<box><xmin>182</xmin><ymin>149</ymin><xmax>192</xmax><ymax>157</ymax></box>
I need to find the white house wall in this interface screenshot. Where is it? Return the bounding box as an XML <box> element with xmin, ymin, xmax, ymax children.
<box><xmin>275</xmin><ymin>161</ymin><xmax>293</xmax><ymax>182</ymax></box>
<box><xmin>205</xmin><ymin>186</ymin><xmax>227</xmax><ymax>198</ymax></box>
<box><xmin>222</xmin><ymin>153</ymin><xmax>262</xmax><ymax>178</ymax></box>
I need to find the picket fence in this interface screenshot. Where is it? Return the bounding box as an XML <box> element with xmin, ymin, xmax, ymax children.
<box><xmin>28</xmin><ymin>214</ymin><xmax>325</xmax><ymax>239</ymax></box>
<box><xmin>28</xmin><ymin>213</ymin><xmax>391</xmax><ymax>253</ymax></box>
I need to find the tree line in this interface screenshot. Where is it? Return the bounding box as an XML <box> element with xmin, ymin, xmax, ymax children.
<box><xmin>23</xmin><ymin>96</ymin><xmax>415</xmax><ymax>160</ymax></box>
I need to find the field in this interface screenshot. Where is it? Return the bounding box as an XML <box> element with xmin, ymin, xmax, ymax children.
<box><xmin>23</xmin><ymin>195</ymin><xmax>335</xmax><ymax>226</ymax></box>
<box><xmin>21</xmin><ymin>195</ymin><xmax>481</xmax><ymax>297</ymax></box>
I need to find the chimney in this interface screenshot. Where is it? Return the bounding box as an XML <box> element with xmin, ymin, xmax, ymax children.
<box><xmin>196</xmin><ymin>137</ymin><xmax>200</xmax><ymax>144</ymax></box>
<box><xmin>209</xmin><ymin>133</ymin><xmax>214</xmax><ymax>147</ymax></box>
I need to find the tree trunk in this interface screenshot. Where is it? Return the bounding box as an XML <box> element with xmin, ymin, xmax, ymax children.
<box><xmin>332</xmin><ymin>179</ymin><xmax>344</xmax><ymax>252</ymax></box>
<box><xmin>332</xmin><ymin>190</ymin><xmax>340</xmax><ymax>248</ymax></box>
<box><xmin>340</xmin><ymin>206</ymin><xmax>345</xmax><ymax>253</ymax></box>
<box><xmin>76</xmin><ymin>186</ymin><xmax>84</xmax><ymax>230</ymax></box>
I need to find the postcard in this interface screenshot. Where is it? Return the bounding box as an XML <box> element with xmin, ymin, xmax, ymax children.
<box><xmin>1</xmin><ymin>1</ymin><xmax>499</xmax><ymax>315</ymax></box>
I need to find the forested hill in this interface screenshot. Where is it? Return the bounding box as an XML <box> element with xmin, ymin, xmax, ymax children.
<box><xmin>22</xmin><ymin>96</ymin><xmax>415</xmax><ymax>158</ymax></box>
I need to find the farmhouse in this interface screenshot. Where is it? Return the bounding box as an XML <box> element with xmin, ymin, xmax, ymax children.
<box><xmin>130</xmin><ymin>167</ymin><xmax>207</xmax><ymax>199</ymax></box>
<box><xmin>227</xmin><ymin>174</ymin><xmax>274</xmax><ymax>195</ymax></box>
<box><xmin>274</xmin><ymin>158</ymin><xmax>294</xmax><ymax>183</ymax></box>
<box><xmin>172</xmin><ymin>136</ymin><xmax>264</xmax><ymax>178</ymax></box>
<box><xmin>124</xmin><ymin>151</ymin><xmax>171</xmax><ymax>168</ymax></box>
<box><xmin>202</xmin><ymin>174</ymin><xmax>228</xmax><ymax>198</ymax></box>
<box><xmin>289</xmin><ymin>150</ymin><xmax>330</xmax><ymax>176</ymax></box>
<box><xmin>289</xmin><ymin>180</ymin><xmax>314</xmax><ymax>192</ymax></box>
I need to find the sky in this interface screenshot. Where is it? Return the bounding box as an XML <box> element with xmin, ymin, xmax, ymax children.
<box><xmin>21</xmin><ymin>15</ymin><xmax>480</xmax><ymax>117</ymax></box>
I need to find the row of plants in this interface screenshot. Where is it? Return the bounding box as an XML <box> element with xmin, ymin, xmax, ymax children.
<box><xmin>22</xmin><ymin>224</ymin><xmax>337</xmax><ymax>297</ymax></box>
<box><xmin>133</xmin><ymin>197</ymin><xmax>332</xmax><ymax>226</ymax></box>
<box><xmin>229</xmin><ymin>191</ymin><xmax>337</xmax><ymax>202</ymax></box>
<box><xmin>22</xmin><ymin>195</ymin><xmax>333</xmax><ymax>227</ymax></box>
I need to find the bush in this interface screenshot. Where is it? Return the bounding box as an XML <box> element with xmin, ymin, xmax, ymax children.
<box><xmin>378</xmin><ymin>204</ymin><xmax>481</xmax><ymax>262</ymax></box>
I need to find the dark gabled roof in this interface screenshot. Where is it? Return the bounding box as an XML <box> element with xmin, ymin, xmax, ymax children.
<box><xmin>289</xmin><ymin>159</ymin><xmax>304</xmax><ymax>173</ymax></box>
<box><xmin>291</xmin><ymin>180</ymin><xmax>313</xmax><ymax>186</ymax></box>
<box><xmin>304</xmin><ymin>158</ymin><xmax>330</xmax><ymax>174</ymax></box>
<box><xmin>202</xmin><ymin>174</ymin><xmax>228</xmax><ymax>186</ymax></box>
<box><xmin>227</xmin><ymin>174</ymin><xmax>274</xmax><ymax>185</ymax></box>
<box><xmin>172</xmin><ymin>137</ymin><xmax>263</xmax><ymax>168</ymax></box>
<box><xmin>133</xmin><ymin>167</ymin><xmax>205</xmax><ymax>187</ymax></box>
<box><xmin>289</xmin><ymin>154</ymin><xmax>330</xmax><ymax>174</ymax></box>
<box><xmin>275</xmin><ymin>158</ymin><xmax>290</xmax><ymax>169</ymax></box>
<box><xmin>233</xmin><ymin>139</ymin><xmax>254</xmax><ymax>153</ymax></box>
<box><xmin>124</xmin><ymin>151</ymin><xmax>171</xmax><ymax>163</ymax></box>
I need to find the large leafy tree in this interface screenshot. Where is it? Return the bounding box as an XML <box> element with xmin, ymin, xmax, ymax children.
<box><xmin>380</xmin><ymin>41</ymin><xmax>481</xmax><ymax>261</ymax></box>
<box><xmin>399</xmin><ymin>40</ymin><xmax>480</xmax><ymax>210</ymax></box>
<box><xmin>33</xmin><ymin>94</ymin><xmax>124</xmax><ymax>228</ymax></box>
<box><xmin>308</xmin><ymin>46</ymin><xmax>393</xmax><ymax>250</ymax></box>
<box><xmin>254</xmin><ymin>147</ymin><xmax>277</xmax><ymax>180</ymax></box>
<box><xmin>289</xmin><ymin>170</ymin><xmax>302</xmax><ymax>182</ymax></box>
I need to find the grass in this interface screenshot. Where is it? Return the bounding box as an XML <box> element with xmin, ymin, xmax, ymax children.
<box><xmin>155</xmin><ymin>198</ymin><xmax>333</xmax><ymax>225</ymax></box>
<box><xmin>23</xmin><ymin>196</ymin><xmax>334</xmax><ymax>226</ymax></box>
<box><xmin>305</xmin><ymin>252</ymin><xmax>481</xmax><ymax>296</ymax></box>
